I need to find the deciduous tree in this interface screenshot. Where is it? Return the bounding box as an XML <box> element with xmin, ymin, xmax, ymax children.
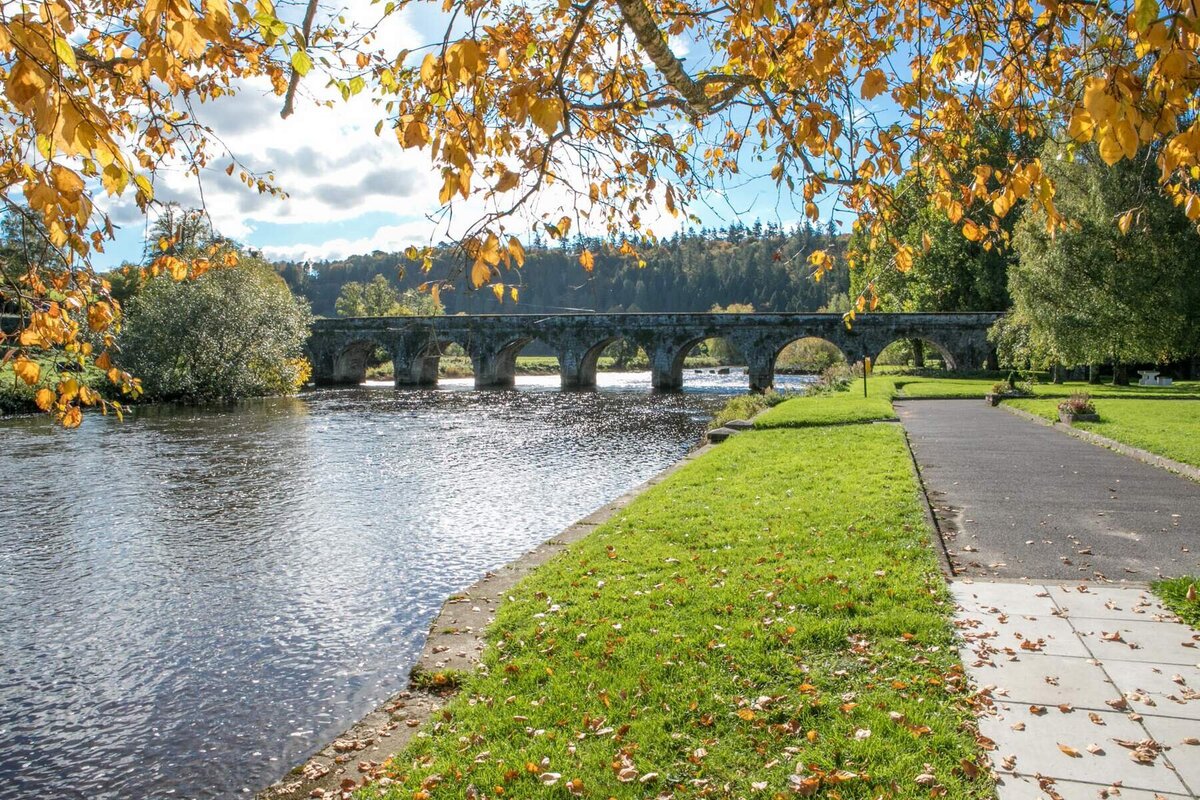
<box><xmin>7</xmin><ymin>0</ymin><xmax>1200</xmax><ymax>423</ymax></box>
<box><xmin>1007</xmin><ymin>141</ymin><xmax>1200</xmax><ymax>373</ymax></box>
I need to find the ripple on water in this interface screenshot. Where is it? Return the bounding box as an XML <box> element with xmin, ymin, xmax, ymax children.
<box><xmin>0</xmin><ymin>371</ymin><xmax>813</xmax><ymax>799</ymax></box>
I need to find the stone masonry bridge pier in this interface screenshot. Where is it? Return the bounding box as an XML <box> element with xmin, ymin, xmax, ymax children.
<box><xmin>306</xmin><ymin>312</ymin><xmax>1003</xmax><ymax>392</ymax></box>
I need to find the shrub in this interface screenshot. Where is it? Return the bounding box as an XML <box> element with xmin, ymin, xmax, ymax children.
<box><xmin>120</xmin><ymin>258</ymin><xmax>313</xmax><ymax>403</ymax></box>
<box><xmin>1058</xmin><ymin>392</ymin><xmax>1096</xmax><ymax>415</ymax></box>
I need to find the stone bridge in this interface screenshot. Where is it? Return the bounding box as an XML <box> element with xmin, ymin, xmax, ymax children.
<box><xmin>306</xmin><ymin>312</ymin><xmax>1003</xmax><ymax>392</ymax></box>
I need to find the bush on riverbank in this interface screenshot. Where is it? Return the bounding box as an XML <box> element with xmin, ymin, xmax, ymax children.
<box><xmin>120</xmin><ymin>259</ymin><xmax>312</xmax><ymax>403</ymax></box>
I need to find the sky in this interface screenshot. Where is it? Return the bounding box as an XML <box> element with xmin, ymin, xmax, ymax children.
<box><xmin>95</xmin><ymin>4</ymin><xmax>850</xmax><ymax>269</ymax></box>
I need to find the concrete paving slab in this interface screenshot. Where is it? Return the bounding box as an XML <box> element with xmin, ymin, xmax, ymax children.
<box><xmin>995</xmin><ymin>772</ymin><xmax>1190</xmax><ymax>799</ymax></box>
<box><xmin>1049</xmin><ymin>586</ymin><xmax>1181</xmax><ymax>622</ymax></box>
<box><xmin>978</xmin><ymin>705</ymin><xmax>1190</xmax><ymax>793</ymax></box>
<box><xmin>958</xmin><ymin>609</ymin><xmax>1093</xmax><ymax>659</ymax></box>
<box><xmin>965</xmin><ymin>652</ymin><xmax>1119</xmax><ymax>709</ymax></box>
<box><xmin>1136</xmin><ymin>715</ymin><xmax>1200</xmax><ymax>790</ymax></box>
<box><xmin>1072</xmin><ymin>619</ymin><xmax>1200</xmax><ymax>667</ymax></box>
<box><xmin>1099</xmin><ymin>660</ymin><xmax>1200</xmax><ymax>718</ymax></box>
<box><xmin>954</xmin><ymin>580</ymin><xmax>1062</xmax><ymax>616</ymax></box>
<box><xmin>898</xmin><ymin>400</ymin><xmax>1200</xmax><ymax>581</ymax></box>
<box><xmin>953</xmin><ymin>577</ymin><xmax>1200</xmax><ymax>798</ymax></box>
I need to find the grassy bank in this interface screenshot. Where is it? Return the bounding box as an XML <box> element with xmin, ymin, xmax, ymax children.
<box><xmin>1152</xmin><ymin>577</ymin><xmax>1200</xmax><ymax>627</ymax></box>
<box><xmin>359</xmin><ymin>388</ymin><xmax>989</xmax><ymax>800</ymax></box>
<box><xmin>753</xmin><ymin>377</ymin><xmax>900</xmax><ymax>428</ymax></box>
<box><xmin>1007</xmin><ymin>397</ymin><xmax>1200</xmax><ymax>468</ymax></box>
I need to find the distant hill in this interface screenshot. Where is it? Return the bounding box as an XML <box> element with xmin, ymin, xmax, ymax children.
<box><xmin>273</xmin><ymin>222</ymin><xmax>851</xmax><ymax>317</ymax></box>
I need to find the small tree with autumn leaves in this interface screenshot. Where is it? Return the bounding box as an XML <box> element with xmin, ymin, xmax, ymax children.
<box><xmin>4</xmin><ymin>0</ymin><xmax>1200</xmax><ymax>423</ymax></box>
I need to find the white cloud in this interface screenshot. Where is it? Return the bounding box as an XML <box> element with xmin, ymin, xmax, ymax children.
<box><xmin>95</xmin><ymin>1</ymin><xmax>696</xmax><ymax>263</ymax></box>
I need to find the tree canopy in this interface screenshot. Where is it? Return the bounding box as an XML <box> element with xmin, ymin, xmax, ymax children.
<box><xmin>334</xmin><ymin>274</ymin><xmax>444</xmax><ymax>317</ymax></box>
<box><xmin>6</xmin><ymin>0</ymin><xmax>1200</xmax><ymax>422</ymax></box>
<box><xmin>1004</xmin><ymin>142</ymin><xmax>1200</xmax><ymax>370</ymax></box>
<box><xmin>121</xmin><ymin>256</ymin><xmax>313</xmax><ymax>403</ymax></box>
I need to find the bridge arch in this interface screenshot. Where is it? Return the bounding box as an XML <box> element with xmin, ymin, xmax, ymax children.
<box><xmin>472</xmin><ymin>335</ymin><xmax>536</xmax><ymax>388</ymax></box>
<box><xmin>773</xmin><ymin>335</ymin><xmax>848</xmax><ymax>374</ymax></box>
<box><xmin>326</xmin><ymin>337</ymin><xmax>388</xmax><ymax>385</ymax></box>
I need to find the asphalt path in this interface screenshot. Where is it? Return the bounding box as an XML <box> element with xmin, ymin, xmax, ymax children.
<box><xmin>897</xmin><ymin>399</ymin><xmax>1199</xmax><ymax>581</ymax></box>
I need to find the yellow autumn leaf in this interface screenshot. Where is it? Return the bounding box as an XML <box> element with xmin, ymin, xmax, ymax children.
<box><xmin>1117</xmin><ymin>210</ymin><xmax>1133</xmax><ymax>234</ymax></box>
<box><xmin>1098</xmin><ymin>131</ymin><xmax>1125</xmax><ymax>166</ymax></box>
<box><xmin>1067</xmin><ymin>110</ymin><xmax>1095</xmax><ymax>142</ymax></box>
<box><xmin>894</xmin><ymin>245</ymin><xmax>914</xmax><ymax>272</ymax></box>
<box><xmin>962</xmin><ymin>220</ymin><xmax>985</xmax><ymax>241</ymax></box>
<box><xmin>470</xmin><ymin>259</ymin><xmax>490</xmax><ymax>287</ymax></box>
<box><xmin>492</xmin><ymin>283</ymin><xmax>505</xmax><ymax>301</ymax></box>
<box><xmin>579</xmin><ymin>249</ymin><xmax>595</xmax><ymax>272</ymax></box>
<box><xmin>860</xmin><ymin>69</ymin><xmax>888</xmax><ymax>100</ymax></box>
<box><xmin>13</xmin><ymin>357</ymin><xmax>40</xmax><ymax>386</ymax></box>
<box><xmin>507</xmin><ymin>236</ymin><xmax>525</xmax><ymax>267</ymax></box>
<box><xmin>34</xmin><ymin>387</ymin><xmax>55</xmax><ymax>411</ymax></box>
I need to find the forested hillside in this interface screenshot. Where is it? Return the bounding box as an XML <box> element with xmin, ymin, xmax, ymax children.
<box><xmin>274</xmin><ymin>222</ymin><xmax>850</xmax><ymax>317</ymax></box>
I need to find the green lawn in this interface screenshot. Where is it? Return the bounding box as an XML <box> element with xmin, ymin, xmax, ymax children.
<box><xmin>753</xmin><ymin>377</ymin><xmax>899</xmax><ymax>428</ymax></box>
<box><xmin>1152</xmin><ymin>577</ymin><xmax>1200</xmax><ymax>627</ymax></box>
<box><xmin>363</xmin><ymin>401</ymin><xmax>990</xmax><ymax>800</ymax></box>
<box><xmin>1006</xmin><ymin>397</ymin><xmax>1200</xmax><ymax>468</ymax></box>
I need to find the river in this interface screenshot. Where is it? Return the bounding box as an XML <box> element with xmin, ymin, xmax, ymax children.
<box><xmin>0</xmin><ymin>371</ymin><xmax>813</xmax><ymax>799</ymax></box>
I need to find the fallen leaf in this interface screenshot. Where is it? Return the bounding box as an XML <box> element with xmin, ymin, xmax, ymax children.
<box><xmin>1058</xmin><ymin>743</ymin><xmax>1082</xmax><ymax>758</ymax></box>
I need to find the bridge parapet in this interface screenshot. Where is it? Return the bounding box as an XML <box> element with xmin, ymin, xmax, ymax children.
<box><xmin>306</xmin><ymin>312</ymin><xmax>1004</xmax><ymax>391</ymax></box>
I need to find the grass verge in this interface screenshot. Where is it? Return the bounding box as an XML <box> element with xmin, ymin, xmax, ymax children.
<box><xmin>753</xmin><ymin>378</ymin><xmax>899</xmax><ymax>428</ymax></box>
<box><xmin>361</xmin><ymin>420</ymin><xmax>989</xmax><ymax>800</ymax></box>
<box><xmin>1006</xmin><ymin>397</ymin><xmax>1200</xmax><ymax>468</ymax></box>
<box><xmin>1151</xmin><ymin>577</ymin><xmax>1200</xmax><ymax>627</ymax></box>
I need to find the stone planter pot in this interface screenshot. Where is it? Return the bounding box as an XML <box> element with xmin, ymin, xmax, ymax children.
<box><xmin>985</xmin><ymin>393</ymin><xmax>1001</xmax><ymax>407</ymax></box>
<box><xmin>1059</xmin><ymin>410</ymin><xmax>1099</xmax><ymax>425</ymax></box>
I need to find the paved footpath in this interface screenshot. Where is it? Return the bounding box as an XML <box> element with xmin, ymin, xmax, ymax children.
<box><xmin>898</xmin><ymin>400</ymin><xmax>1199</xmax><ymax>581</ymax></box>
<box><xmin>898</xmin><ymin>401</ymin><xmax>1200</xmax><ymax>799</ymax></box>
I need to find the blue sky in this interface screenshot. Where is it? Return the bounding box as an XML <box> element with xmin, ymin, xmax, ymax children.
<box><xmin>97</xmin><ymin>4</ymin><xmax>852</xmax><ymax>268</ymax></box>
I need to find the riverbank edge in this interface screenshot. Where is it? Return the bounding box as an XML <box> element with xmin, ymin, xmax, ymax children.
<box><xmin>1000</xmin><ymin>401</ymin><xmax>1200</xmax><ymax>483</ymax></box>
<box><xmin>256</xmin><ymin>440</ymin><xmax>718</xmax><ymax>800</ymax></box>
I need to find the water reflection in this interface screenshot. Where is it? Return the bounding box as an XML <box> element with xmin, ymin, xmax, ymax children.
<box><xmin>0</xmin><ymin>371</ymin><xmax>813</xmax><ymax>799</ymax></box>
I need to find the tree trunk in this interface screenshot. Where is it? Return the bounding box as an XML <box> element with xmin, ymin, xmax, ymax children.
<box><xmin>1088</xmin><ymin>364</ymin><xmax>1101</xmax><ymax>384</ymax></box>
<box><xmin>910</xmin><ymin>338</ymin><xmax>925</xmax><ymax>368</ymax></box>
<box><xmin>1052</xmin><ymin>363</ymin><xmax>1065</xmax><ymax>384</ymax></box>
<box><xmin>1112</xmin><ymin>363</ymin><xmax>1130</xmax><ymax>386</ymax></box>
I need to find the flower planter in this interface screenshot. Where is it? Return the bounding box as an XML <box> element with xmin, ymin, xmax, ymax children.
<box><xmin>985</xmin><ymin>393</ymin><xmax>1001</xmax><ymax>406</ymax></box>
<box><xmin>1059</xmin><ymin>410</ymin><xmax>1099</xmax><ymax>425</ymax></box>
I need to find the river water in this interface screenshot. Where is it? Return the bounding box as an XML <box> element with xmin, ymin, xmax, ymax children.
<box><xmin>0</xmin><ymin>371</ymin><xmax>813</xmax><ymax>799</ymax></box>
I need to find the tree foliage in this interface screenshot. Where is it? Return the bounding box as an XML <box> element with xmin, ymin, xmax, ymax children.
<box><xmin>7</xmin><ymin>0</ymin><xmax>1200</xmax><ymax>423</ymax></box>
<box><xmin>280</xmin><ymin>222</ymin><xmax>850</xmax><ymax>316</ymax></box>
<box><xmin>849</xmin><ymin>124</ymin><xmax>1037</xmax><ymax>313</ymax></box>
<box><xmin>120</xmin><ymin>257</ymin><xmax>313</xmax><ymax>403</ymax></box>
<box><xmin>334</xmin><ymin>274</ymin><xmax>444</xmax><ymax>318</ymax></box>
<box><xmin>1005</xmin><ymin>142</ymin><xmax>1200</xmax><ymax>369</ymax></box>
